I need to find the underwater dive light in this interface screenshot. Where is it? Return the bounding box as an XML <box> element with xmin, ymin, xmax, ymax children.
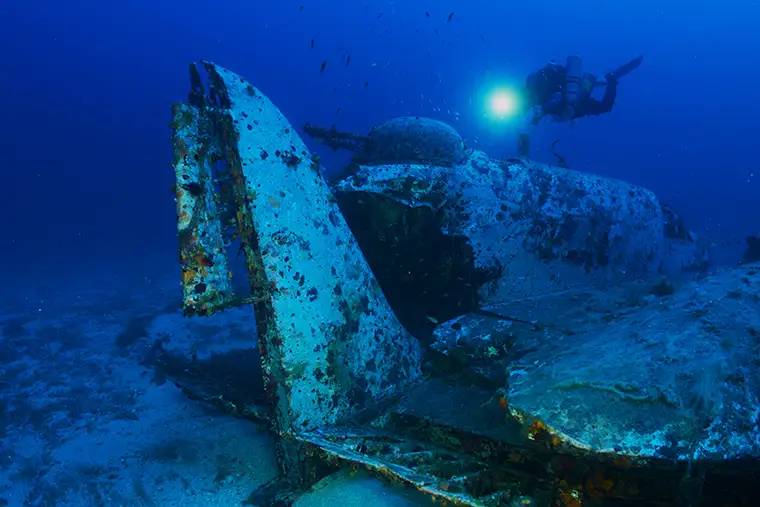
<box><xmin>485</xmin><ymin>87</ymin><xmax>521</xmax><ymax>121</ymax></box>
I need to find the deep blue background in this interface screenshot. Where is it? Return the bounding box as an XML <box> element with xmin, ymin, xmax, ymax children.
<box><xmin>2</xmin><ymin>0</ymin><xmax>757</xmax><ymax>274</ymax></box>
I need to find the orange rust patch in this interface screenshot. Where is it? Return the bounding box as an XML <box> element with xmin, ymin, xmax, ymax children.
<box><xmin>611</xmin><ymin>456</ymin><xmax>632</xmax><ymax>469</ymax></box>
<box><xmin>527</xmin><ymin>419</ymin><xmax>548</xmax><ymax>440</ymax></box>
<box><xmin>585</xmin><ymin>469</ymin><xmax>614</xmax><ymax>499</ymax></box>
<box><xmin>194</xmin><ymin>254</ymin><xmax>213</xmax><ymax>267</ymax></box>
<box><xmin>175</xmin><ymin>138</ymin><xmax>189</xmax><ymax>158</ymax></box>
<box><xmin>557</xmin><ymin>481</ymin><xmax>582</xmax><ymax>507</ymax></box>
<box><xmin>182</xmin><ymin>269</ymin><xmax>195</xmax><ymax>284</ymax></box>
<box><xmin>507</xmin><ymin>452</ymin><xmax>523</xmax><ymax>463</ymax></box>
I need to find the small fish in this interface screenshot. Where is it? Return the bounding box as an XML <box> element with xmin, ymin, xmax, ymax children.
<box><xmin>447</xmin><ymin>12</ymin><xmax>454</xmax><ymax>22</ymax></box>
<box><xmin>377</xmin><ymin>12</ymin><xmax>383</xmax><ymax>19</ymax></box>
<box><xmin>364</xmin><ymin>81</ymin><xmax>369</xmax><ymax>87</ymax></box>
<box><xmin>333</xmin><ymin>85</ymin><xmax>339</xmax><ymax>93</ymax></box>
<box><xmin>320</xmin><ymin>60</ymin><xmax>327</xmax><ymax>73</ymax></box>
<box><xmin>299</xmin><ymin>5</ymin><xmax>304</xmax><ymax>12</ymax></box>
<box><xmin>335</xmin><ymin>107</ymin><xmax>341</xmax><ymax>116</ymax></box>
<box><xmin>310</xmin><ymin>39</ymin><xmax>314</xmax><ymax>49</ymax></box>
<box><xmin>345</xmin><ymin>55</ymin><xmax>351</xmax><ymax>67</ymax></box>
<box><xmin>425</xmin><ymin>11</ymin><xmax>430</xmax><ymax>17</ymax></box>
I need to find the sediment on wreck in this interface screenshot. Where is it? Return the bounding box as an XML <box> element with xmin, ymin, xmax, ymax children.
<box><xmin>165</xmin><ymin>87</ymin><xmax>760</xmax><ymax>506</ymax></box>
<box><xmin>169</xmin><ymin>61</ymin><xmax>422</xmax><ymax>488</ymax></box>
<box><xmin>330</xmin><ymin>141</ymin><xmax>710</xmax><ymax>339</ymax></box>
<box><xmin>431</xmin><ymin>262</ymin><xmax>760</xmax><ymax>461</ymax></box>
<box><xmin>170</xmin><ymin>102</ymin><xmax>236</xmax><ymax>316</ymax></box>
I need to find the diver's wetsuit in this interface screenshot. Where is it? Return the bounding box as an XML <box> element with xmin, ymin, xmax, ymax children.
<box><xmin>539</xmin><ymin>76</ymin><xmax>617</xmax><ymax>121</ymax></box>
<box><xmin>526</xmin><ymin>55</ymin><xmax>641</xmax><ymax>125</ymax></box>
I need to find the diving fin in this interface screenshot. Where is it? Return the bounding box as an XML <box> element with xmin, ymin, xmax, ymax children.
<box><xmin>607</xmin><ymin>55</ymin><xmax>644</xmax><ymax>82</ymax></box>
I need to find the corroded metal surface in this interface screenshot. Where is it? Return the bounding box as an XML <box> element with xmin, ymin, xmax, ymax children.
<box><xmin>170</xmin><ymin>103</ymin><xmax>235</xmax><ymax>316</ymax></box>
<box><xmin>192</xmin><ymin>61</ymin><xmax>422</xmax><ymax>433</ymax></box>
<box><xmin>303</xmin><ymin>116</ymin><xmax>468</xmax><ymax>183</ymax></box>
<box><xmin>169</xmin><ymin>67</ymin><xmax>760</xmax><ymax>506</ymax></box>
<box><xmin>432</xmin><ymin>264</ymin><xmax>760</xmax><ymax>463</ymax></box>
<box><xmin>361</xmin><ymin>116</ymin><xmax>468</xmax><ymax>167</ymax></box>
<box><xmin>296</xmin><ymin>426</ymin><xmax>522</xmax><ymax>506</ymax></box>
<box><xmin>331</xmin><ymin>149</ymin><xmax>711</xmax><ymax>338</ymax></box>
<box><xmin>293</xmin><ymin>394</ymin><xmax>760</xmax><ymax>506</ymax></box>
<box><xmin>170</xmin><ymin>62</ymin><xmax>424</xmax><ymax>499</ymax></box>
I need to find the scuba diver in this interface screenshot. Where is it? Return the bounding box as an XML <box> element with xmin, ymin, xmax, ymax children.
<box><xmin>525</xmin><ymin>55</ymin><xmax>644</xmax><ymax>125</ymax></box>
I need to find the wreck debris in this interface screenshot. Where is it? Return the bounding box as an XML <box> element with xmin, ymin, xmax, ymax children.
<box><xmin>330</xmin><ymin>146</ymin><xmax>711</xmax><ymax>338</ymax></box>
<box><xmin>171</xmin><ymin>61</ymin><xmax>422</xmax><ymax>492</ymax></box>
<box><xmin>304</xmin><ymin>116</ymin><xmax>468</xmax><ymax>182</ymax></box>
<box><xmin>170</xmin><ymin>103</ymin><xmax>235</xmax><ymax>317</ymax></box>
<box><xmin>742</xmin><ymin>234</ymin><xmax>760</xmax><ymax>264</ymax></box>
<box><xmin>517</xmin><ymin>132</ymin><xmax>531</xmax><ymax>158</ymax></box>
<box><xmin>359</xmin><ymin>116</ymin><xmax>467</xmax><ymax>167</ymax></box>
<box><xmin>170</xmin><ymin>65</ymin><xmax>760</xmax><ymax>506</ymax></box>
<box><xmin>505</xmin><ymin>263</ymin><xmax>760</xmax><ymax>461</ymax></box>
<box><xmin>302</xmin><ymin>123</ymin><xmax>368</xmax><ymax>153</ymax></box>
<box><xmin>431</xmin><ymin>264</ymin><xmax>760</xmax><ymax>462</ymax></box>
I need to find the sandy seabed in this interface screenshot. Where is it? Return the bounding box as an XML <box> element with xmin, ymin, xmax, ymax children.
<box><xmin>0</xmin><ymin>260</ymin><xmax>426</xmax><ymax>507</ymax></box>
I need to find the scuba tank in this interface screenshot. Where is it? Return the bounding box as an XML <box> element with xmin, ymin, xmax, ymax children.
<box><xmin>563</xmin><ymin>55</ymin><xmax>583</xmax><ymax>121</ymax></box>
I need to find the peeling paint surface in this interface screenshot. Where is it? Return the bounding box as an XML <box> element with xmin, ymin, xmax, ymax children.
<box><xmin>431</xmin><ymin>264</ymin><xmax>760</xmax><ymax>462</ymax></box>
<box><xmin>361</xmin><ymin>116</ymin><xmax>467</xmax><ymax>167</ymax></box>
<box><xmin>170</xmin><ymin>103</ymin><xmax>235</xmax><ymax>316</ymax></box>
<box><xmin>166</xmin><ymin>66</ymin><xmax>760</xmax><ymax>506</ymax></box>
<box><xmin>333</xmin><ymin>150</ymin><xmax>711</xmax><ymax>307</ymax></box>
<box><xmin>200</xmin><ymin>61</ymin><xmax>422</xmax><ymax>433</ymax></box>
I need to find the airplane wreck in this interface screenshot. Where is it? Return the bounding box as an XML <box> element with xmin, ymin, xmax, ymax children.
<box><xmin>168</xmin><ymin>60</ymin><xmax>760</xmax><ymax>506</ymax></box>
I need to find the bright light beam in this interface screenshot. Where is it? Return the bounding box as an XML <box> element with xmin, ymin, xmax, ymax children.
<box><xmin>490</xmin><ymin>90</ymin><xmax>517</xmax><ymax>117</ymax></box>
<box><xmin>482</xmin><ymin>86</ymin><xmax>523</xmax><ymax>126</ymax></box>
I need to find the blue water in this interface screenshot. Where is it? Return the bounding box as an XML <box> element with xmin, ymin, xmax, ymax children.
<box><xmin>1</xmin><ymin>1</ymin><xmax>758</xmax><ymax>505</ymax></box>
<box><xmin>4</xmin><ymin>0</ymin><xmax>758</xmax><ymax>267</ymax></box>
